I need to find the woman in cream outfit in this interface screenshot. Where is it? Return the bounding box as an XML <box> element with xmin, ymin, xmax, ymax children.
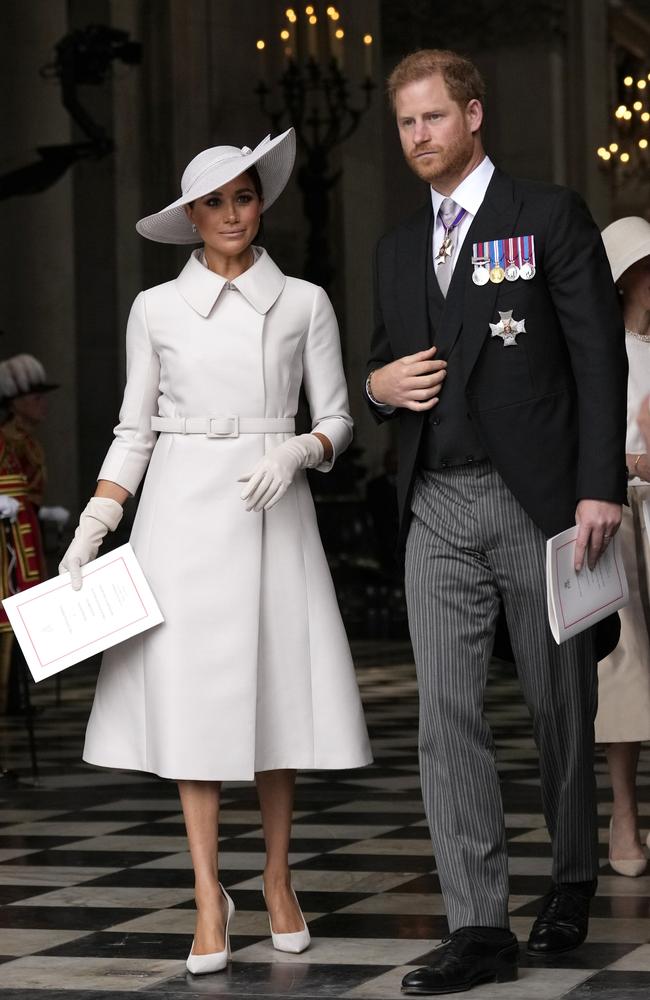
<box><xmin>598</xmin><ymin>217</ymin><xmax>650</xmax><ymax>876</ymax></box>
<box><xmin>60</xmin><ymin>129</ymin><xmax>372</xmax><ymax>972</ymax></box>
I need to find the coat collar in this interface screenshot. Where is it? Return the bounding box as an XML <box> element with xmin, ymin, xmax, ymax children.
<box><xmin>175</xmin><ymin>247</ymin><xmax>286</xmax><ymax>317</ymax></box>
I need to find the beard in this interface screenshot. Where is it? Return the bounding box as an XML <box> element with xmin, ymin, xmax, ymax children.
<box><xmin>407</xmin><ymin>131</ymin><xmax>475</xmax><ymax>186</ymax></box>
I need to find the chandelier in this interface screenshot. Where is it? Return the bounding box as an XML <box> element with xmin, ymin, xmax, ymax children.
<box><xmin>597</xmin><ymin>68</ymin><xmax>650</xmax><ymax>179</ymax></box>
<box><xmin>253</xmin><ymin>4</ymin><xmax>375</xmax><ymax>288</ymax></box>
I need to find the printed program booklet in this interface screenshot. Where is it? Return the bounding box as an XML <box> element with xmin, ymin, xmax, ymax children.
<box><xmin>2</xmin><ymin>543</ymin><xmax>164</xmax><ymax>681</ymax></box>
<box><xmin>546</xmin><ymin>525</ymin><xmax>628</xmax><ymax>644</ymax></box>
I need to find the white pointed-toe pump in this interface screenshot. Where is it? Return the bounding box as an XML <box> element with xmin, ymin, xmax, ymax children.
<box><xmin>264</xmin><ymin>885</ymin><xmax>311</xmax><ymax>954</ymax></box>
<box><xmin>186</xmin><ymin>884</ymin><xmax>235</xmax><ymax>975</ymax></box>
<box><xmin>609</xmin><ymin>818</ymin><xmax>647</xmax><ymax>878</ymax></box>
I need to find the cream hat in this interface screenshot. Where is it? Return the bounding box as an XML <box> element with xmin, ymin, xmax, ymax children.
<box><xmin>136</xmin><ymin>128</ymin><xmax>296</xmax><ymax>245</ymax></box>
<box><xmin>601</xmin><ymin>216</ymin><xmax>650</xmax><ymax>282</ymax></box>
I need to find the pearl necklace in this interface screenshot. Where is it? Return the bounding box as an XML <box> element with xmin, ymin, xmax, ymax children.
<box><xmin>626</xmin><ymin>327</ymin><xmax>650</xmax><ymax>342</ymax></box>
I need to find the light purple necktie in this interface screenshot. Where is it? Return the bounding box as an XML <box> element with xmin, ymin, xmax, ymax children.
<box><xmin>436</xmin><ymin>197</ymin><xmax>460</xmax><ymax>297</ymax></box>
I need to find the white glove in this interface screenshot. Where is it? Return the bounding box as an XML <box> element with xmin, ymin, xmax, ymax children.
<box><xmin>0</xmin><ymin>496</ymin><xmax>20</xmax><ymax>521</ymax></box>
<box><xmin>58</xmin><ymin>497</ymin><xmax>124</xmax><ymax>590</ymax></box>
<box><xmin>39</xmin><ymin>505</ymin><xmax>71</xmax><ymax>528</ymax></box>
<box><xmin>238</xmin><ymin>434</ymin><xmax>325</xmax><ymax>512</ymax></box>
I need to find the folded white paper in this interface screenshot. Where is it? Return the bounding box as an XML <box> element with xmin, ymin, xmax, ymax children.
<box><xmin>2</xmin><ymin>543</ymin><xmax>164</xmax><ymax>681</ymax></box>
<box><xmin>546</xmin><ymin>526</ymin><xmax>628</xmax><ymax>644</ymax></box>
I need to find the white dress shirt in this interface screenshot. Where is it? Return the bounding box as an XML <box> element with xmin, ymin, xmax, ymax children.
<box><xmin>430</xmin><ymin>156</ymin><xmax>495</xmax><ymax>271</ymax></box>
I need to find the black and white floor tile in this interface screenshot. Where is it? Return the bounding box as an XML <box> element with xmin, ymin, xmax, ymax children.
<box><xmin>0</xmin><ymin>642</ymin><xmax>649</xmax><ymax>999</ymax></box>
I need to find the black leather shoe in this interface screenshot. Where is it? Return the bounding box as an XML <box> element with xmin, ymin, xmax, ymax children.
<box><xmin>527</xmin><ymin>880</ymin><xmax>596</xmax><ymax>955</ymax></box>
<box><xmin>401</xmin><ymin>927</ymin><xmax>518</xmax><ymax>995</ymax></box>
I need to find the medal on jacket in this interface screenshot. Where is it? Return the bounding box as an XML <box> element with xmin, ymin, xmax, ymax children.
<box><xmin>434</xmin><ymin>205</ymin><xmax>468</xmax><ymax>266</ymax></box>
<box><xmin>471</xmin><ymin>242</ymin><xmax>490</xmax><ymax>285</ymax></box>
<box><xmin>489</xmin><ymin>240</ymin><xmax>505</xmax><ymax>283</ymax></box>
<box><xmin>489</xmin><ymin>309</ymin><xmax>526</xmax><ymax>346</ymax></box>
<box><xmin>519</xmin><ymin>235</ymin><xmax>536</xmax><ymax>279</ymax></box>
<box><xmin>504</xmin><ymin>238</ymin><xmax>520</xmax><ymax>281</ymax></box>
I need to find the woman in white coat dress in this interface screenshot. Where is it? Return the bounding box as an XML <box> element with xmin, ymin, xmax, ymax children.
<box><xmin>60</xmin><ymin>129</ymin><xmax>372</xmax><ymax>974</ymax></box>
<box><xmin>598</xmin><ymin>217</ymin><xmax>650</xmax><ymax>877</ymax></box>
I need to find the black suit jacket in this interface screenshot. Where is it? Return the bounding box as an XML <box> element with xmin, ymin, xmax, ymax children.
<box><xmin>367</xmin><ymin>169</ymin><xmax>628</xmax><ymax>657</ymax></box>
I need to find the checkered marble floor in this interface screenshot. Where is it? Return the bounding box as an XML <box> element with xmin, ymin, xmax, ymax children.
<box><xmin>1</xmin><ymin>643</ymin><xmax>650</xmax><ymax>999</ymax></box>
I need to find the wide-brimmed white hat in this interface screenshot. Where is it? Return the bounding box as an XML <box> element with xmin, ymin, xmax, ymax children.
<box><xmin>136</xmin><ymin>128</ymin><xmax>296</xmax><ymax>244</ymax></box>
<box><xmin>601</xmin><ymin>216</ymin><xmax>650</xmax><ymax>282</ymax></box>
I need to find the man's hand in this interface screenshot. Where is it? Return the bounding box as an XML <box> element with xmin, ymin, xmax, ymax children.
<box><xmin>574</xmin><ymin>500</ymin><xmax>622</xmax><ymax>573</ymax></box>
<box><xmin>370</xmin><ymin>346</ymin><xmax>447</xmax><ymax>411</ymax></box>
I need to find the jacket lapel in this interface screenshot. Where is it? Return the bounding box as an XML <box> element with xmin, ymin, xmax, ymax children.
<box><xmin>443</xmin><ymin>170</ymin><xmax>523</xmax><ymax>376</ymax></box>
<box><xmin>396</xmin><ymin>206</ymin><xmax>432</xmax><ymax>354</ymax></box>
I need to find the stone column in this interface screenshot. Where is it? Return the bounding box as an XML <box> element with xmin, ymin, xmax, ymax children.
<box><xmin>0</xmin><ymin>0</ymin><xmax>77</xmax><ymax>512</ymax></box>
<box><xmin>564</xmin><ymin>0</ymin><xmax>611</xmax><ymax>224</ymax></box>
<box><xmin>68</xmin><ymin>0</ymin><xmax>121</xmax><ymax>498</ymax></box>
<box><xmin>340</xmin><ymin>0</ymin><xmax>390</xmax><ymax>481</ymax></box>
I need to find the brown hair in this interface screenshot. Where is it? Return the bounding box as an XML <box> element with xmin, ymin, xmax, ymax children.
<box><xmin>246</xmin><ymin>165</ymin><xmax>263</xmax><ymax>200</ymax></box>
<box><xmin>187</xmin><ymin>165</ymin><xmax>263</xmax><ymax>208</ymax></box>
<box><xmin>387</xmin><ymin>49</ymin><xmax>486</xmax><ymax>112</ymax></box>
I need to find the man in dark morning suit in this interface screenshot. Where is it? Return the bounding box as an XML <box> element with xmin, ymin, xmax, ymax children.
<box><xmin>365</xmin><ymin>50</ymin><xmax>628</xmax><ymax>995</ymax></box>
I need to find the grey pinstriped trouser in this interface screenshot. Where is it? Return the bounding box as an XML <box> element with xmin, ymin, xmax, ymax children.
<box><xmin>405</xmin><ymin>460</ymin><xmax>599</xmax><ymax>931</ymax></box>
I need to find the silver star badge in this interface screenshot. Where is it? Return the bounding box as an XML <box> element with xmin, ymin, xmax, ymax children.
<box><xmin>435</xmin><ymin>233</ymin><xmax>453</xmax><ymax>266</ymax></box>
<box><xmin>489</xmin><ymin>309</ymin><xmax>526</xmax><ymax>347</ymax></box>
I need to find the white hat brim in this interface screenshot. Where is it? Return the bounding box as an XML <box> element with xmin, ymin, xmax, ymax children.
<box><xmin>602</xmin><ymin>216</ymin><xmax>650</xmax><ymax>282</ymax></box>
<box><xmin>136</xmin><ymin>128</ymin><xmax>296</xmax><ymax>244</ymax></box>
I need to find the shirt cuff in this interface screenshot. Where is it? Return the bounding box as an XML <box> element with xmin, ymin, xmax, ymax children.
<box><xmin>366</xmin><ymin>371</ymin><xmax>396</xmax><ymax>415</ymax></box>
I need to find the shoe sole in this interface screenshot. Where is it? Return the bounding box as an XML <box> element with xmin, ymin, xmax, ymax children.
<box><xmin>527</xmin><ymin>940</ymin><xmax>586</xmax><ymax>957</ymax></box>
<box><xmin>401</xmin><ymin>968</ymin><xmax>518</xmax><ymax>995</ymax></box>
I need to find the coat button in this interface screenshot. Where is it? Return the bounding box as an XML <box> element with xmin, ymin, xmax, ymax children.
<box><xmin>430</xmin><ymin>416</ymin><xmax>441</xmax><ymax>426</ymax></box>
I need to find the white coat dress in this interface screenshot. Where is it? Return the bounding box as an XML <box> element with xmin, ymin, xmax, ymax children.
<box><xmin>595</xmin><ymin>331</ymin><xmax>650</xmax><ymax>743</ymax></box>
<box><xmin>83</xmin><ymin>248</ymin><xmax>372</xmax><ymax>780</ymax></box>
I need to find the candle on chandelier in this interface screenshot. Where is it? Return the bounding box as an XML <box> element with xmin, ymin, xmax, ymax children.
<box><xmin>255</xmin><ymin>38</ymin><xmax>267</xmax><ymax>81</ymax></box>
<box><xmin>306</xmin><ymin>6</ymin><xmax>319</xmax><ymax>59</ymax></box>
<box><xmin>333</xmin><ymin>27</ymin><xmax>345</xmax><ymax>69</ymax></box>
<box><xmin>363</xmin><ymin>34</ymin><xmax>373</xmax><ymax>77</ymax></box>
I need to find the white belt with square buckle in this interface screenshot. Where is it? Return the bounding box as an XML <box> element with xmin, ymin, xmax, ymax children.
<box><xmin>151</xmin><ymin>416</ymin><xmax>295</xmax><ymax>438</ymax></box>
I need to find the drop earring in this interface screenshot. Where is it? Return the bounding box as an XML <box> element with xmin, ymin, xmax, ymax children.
<box><xmin>191</xmin><ymin>224</ymin><xmax>197</xmax><ymax>233</ymax></box>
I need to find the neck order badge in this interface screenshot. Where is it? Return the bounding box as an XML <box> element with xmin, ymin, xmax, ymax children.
<box><xmin>434</xmin><ymin>202</ymin><xmax>467</xmax><ymax>266</ymax></box>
